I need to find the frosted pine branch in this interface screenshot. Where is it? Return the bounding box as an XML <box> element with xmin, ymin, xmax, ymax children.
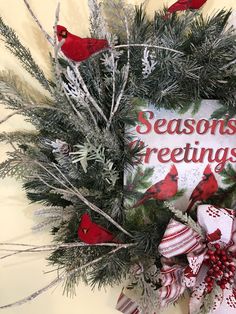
<box><xmin>34</xmin><ymin>160</ymin><xmax>133</xmax><ymax>237</ymax></box>
<box><xmin>88</xmin><ymin>0</ymin><xmax>109</xmax><ymax>39</ymax></box>
<box><xmin>142</xmin><ymin>48</ymin><xmax>157</xmax><ymax>79</ymax></box>
<box><xmin>63</xmin><ymin>66</ymin><xmax>97</xmax><ymax>126</ymax></box>
<box><xmin>197</xmin><ymin>285</ymin><xmax>222</xmax><ymax>314</ymax></box>
<box><xmin>107</xmin><ymin>16</ymin><xmax>130</xmax><ymax>128</ymax></box>
<box><xmin>70</xmin><ymin>62</ymin><xmax>108</xmax><ymax>122</ymax></box>
<box><xmin>164</xmin><ymin>202</ymin><xmax>205</xmax><ymax>238</ymax></box>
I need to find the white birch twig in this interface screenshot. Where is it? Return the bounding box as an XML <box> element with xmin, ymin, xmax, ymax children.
<box><xmin>23</xmin><ymin>0</ymin><xmax>54</xmax><ymax>46</ymax></box>
<box><xmin>108</xmin><ymin>17</ymin><xmax>131</xmax><ymax>129</ymax></box>
<box><xmin>114</xmin><ymin>44</ymin><xmax>184</xmax><ymax>55</ymax></box>
<box><xmin>0</xmin><ymin>245</ymin><xmax>128</xmax><ymax>310</ymax></box>
<box><xmin>34</xmin><ymin>161</ymin><xmax>133</xmax><ymax>238</ymax></box>
<box><xmin>70</xmin><ymin>62</ymin><xmax>108</xmax><ymax>122</ymax></box>
<box><xmin>0</xmin><ymin>242</ymin><xmax>135</xmax><ymax>260</ymax></box>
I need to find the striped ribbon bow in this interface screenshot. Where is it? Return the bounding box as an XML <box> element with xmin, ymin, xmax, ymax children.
<box><xmin>116</xmin><ymin>205</ymin><xmax>236</xmax><ymax>314</ymax></box>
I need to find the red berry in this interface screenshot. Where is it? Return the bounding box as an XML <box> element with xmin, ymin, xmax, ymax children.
<box><xmin>205</xmin><ymin>276</ymin><xmax>212</xmax><ymax>283</ymax></box>
<box><xmin>207</xmin><ymin>250</ymin><xmax>214</xmax><ymax>255</ymax></box>
<box><xmin>229</xmin><ymin>265</ymin><xmax>236</xmax><ymax>272</ymax></box>
<box><xmin>208</xmin><ymin>269</ymin><xmax>214</xmax><ymax>276</ymax></box>
<box><xmin>216</xmin><ymin>249</ymin><xmax>221</xmax><ymax>255</ymax></box>
<box><xmin>220</xmin><ymin>250</ymin><xmax>226</xmax><ymax>256</ymax></box>
<box><xmin>220</xmin><ymin>284</ymin><xmax>226</xmax><ymax>290</ymax></box>
<box><xmin>210</xmin><ymin>255</ymin><xmax>216</xmax><ymax>262</ymax></box>
<box><xmin>214</xmin><ymin>243</ymin><xmax>221</xmax><ymax>250</ymax></box>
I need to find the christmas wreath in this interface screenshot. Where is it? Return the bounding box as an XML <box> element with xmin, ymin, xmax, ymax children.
<box><xmin>0</xmin><ymin>0</ymin><xmax>236</xmax><ymax>313</ymax></box>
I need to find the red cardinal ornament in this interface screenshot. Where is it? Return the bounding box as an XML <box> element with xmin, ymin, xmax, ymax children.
<box><xmin>167</xmin><ymin>0</ymin><xmax>207</xmax><ymax>14</ymax></box>
<box><xmin>186</xmin><ymin>164</ymin><xmax>218</xmax><ymax>212</ymax></box>
<box><xmin>133</xmin><ymin>165</ymin><xmax>178</xmax><ymax>208</ymax></box>
<box><xmin>78</xmin><ymin>213</ymin><xmax>117</xmax><ymax>244</ymax></box>
<box><xmin>56</xmin><ymin>25</ymin><xmax>109</xmax><ymax>62</ymax></box>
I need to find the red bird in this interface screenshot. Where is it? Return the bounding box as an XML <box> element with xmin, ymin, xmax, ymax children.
<box><xmin>167</xmin><ymin>0</ymin><xmax>207</xmax><ymax>14</ymax></box>
<box><xmin>133</xmin><ymin>165</ymin><xmax>178</xmax><ymax>208</ymax></box>
<box><xmin>56</xmin><ymin>25</ymin><xmax>109</xmax><ymax>62</ymax></box>
<box><xmin>78</xmin><ymin>213</ymin><xmax>117</xmax><ymax>244</ymax></box>
<box><xmin>186</xmin><ymin>165</ymin><xmax>218</xmax><ymax>212</ymax></box>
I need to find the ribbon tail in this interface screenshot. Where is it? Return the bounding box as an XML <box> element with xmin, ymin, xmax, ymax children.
<box><xmin>116</xmin><ymin>292</ymin><xmax>140</xmax><ymax>314</ymax></box>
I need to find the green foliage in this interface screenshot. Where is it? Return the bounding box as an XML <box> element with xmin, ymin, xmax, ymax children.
<box><xmin>0</xmin><ymin>1</ymin><xmax>235</xmax><ymax>304</ymax></box>
<box><xmin>0</xmin><ymin>18</ymin><xmax>51</xmax><ymax>92</ymax></box>
<box><xmin>209</xmin><ymin>164</ymin><xmax>236</xmax><ymax>208</ymax></box>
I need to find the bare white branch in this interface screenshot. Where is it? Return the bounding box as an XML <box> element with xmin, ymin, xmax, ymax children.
<box><xmin>0</xmin><ymin>245</ymin><xmax>129</xmax><ymax>309</ymax></box>
<box><xmin>23</xmin><ymin>0</ymin><xmax>54</xmax><ymax>46</ymax></box>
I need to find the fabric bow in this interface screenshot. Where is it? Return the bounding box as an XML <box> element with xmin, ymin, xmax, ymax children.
<box><xmin>158</xmin><ymin>205</ymin><xmax>236</xmax><ymax>314</ymax></box>
<box><xmin>116</xmin><ymin>205</ymin><xmax>236</xmax><ymax>314</ymax></box>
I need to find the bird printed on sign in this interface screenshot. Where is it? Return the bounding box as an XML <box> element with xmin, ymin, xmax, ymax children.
<box><xmin>133</xmin><ymin>165</ymin><xmax>178</xmax><ymax>208</ymax></box>
<box><xmin>78</xmin><ymin>213</ymin><xmax>117</xmax><ymax>244</ymax></box>
<box><xmin>56</xmin><ymin>25</ymin><xmax>109</xmax><ymax>62</ymax></box>
<box><xmin>186</xmin><ymin>164</ymin><xmax>218</xmax><ymax>213</ymax></box>
<box><xmin>167</xmin><ymin>0</ymin><xmax>207</xmax><ymax>14</ymax></box>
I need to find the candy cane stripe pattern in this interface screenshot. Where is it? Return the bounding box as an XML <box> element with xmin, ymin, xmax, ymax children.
<box><xmin>158</xmin><ymin>219</ymin><xmax>203</xmax><ymax>258</ymax></box>
<box><xmin>159</xmin><ymin>282</ymin><xmax>186</xmax><ymax>307</ymax></box>
<box><xmin>116</xmin><ymin>292</ymin><xmax>140</xmax><ymax>314</ymax></box>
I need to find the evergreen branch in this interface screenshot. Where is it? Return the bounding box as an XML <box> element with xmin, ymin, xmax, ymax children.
<box><xmin>0</xmin><ymin>18</ymin><xmax>51</xmax><ymax>92</ymax></box>
<box><xmin>107</xmin><ymin>16</ymin><xmax>131</xmax><ymax>128</ymax></box>
<box><xmin>0</xmin><ymin>245</ymin><xmax>127</xmax><ymax>310</ymax></box>
<box><xmin>51</xmin><ymin>3</ymin><xmax>85</xmax><ymax>123</ymax></box>
<box><xmin>197</xmin><ymin>285</ymin><xmax>222</xmax><ymax>314</ymax></box>
<box><xmin>164</xmin><ymin>201</ymin><xmax>204</xmax><ymax>237</ymax></box>
<box><xmin>107</xmin><ymin>50</ymin><xmax>117</xmax><ymax>128</ymax></box>
<box><xmin>62</xmin><ymin>66</ymin><xmax>97</xmax><ymax>126</ymax></box>
<box><xmin>23</xmin><ymin>0</ymin><xmax>54</xmax><ymax>46</ymax></box>
<box><xmin>220</xmin><ymin>58</ymin><xmax>236</xmax><ymax>70</ymax></box>
<box><xmin>35</xmin><ymin>161</ymin><xmax>133</xmax><ymax>237</ymax></box>
<box><xmin>52</xmin><ymin>162</ymin><xmax>131</xmax><ymax>236</ymax></box>
<box><xmin>70</xmin><ymin>62</ymin><xmax>108</xmax><ymax>122</ymax></box>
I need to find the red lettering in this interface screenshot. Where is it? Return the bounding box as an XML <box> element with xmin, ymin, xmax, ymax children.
<box><xmin>158</xmin><ymin>148</ymin><xmax>171</xmax><ymax>163</ymax></box>
<box><xmin>167</xmin><ymin>119</ymin><xmax>182</xmax><ymax>135</ymax></box>
<box><xmin>196</xmin><ymin>119</ymin><xmax>210</xmax><ymax>135</ymax></box>
<box><xmin>154</xmin><ymin>119</ymin><xmax>167</xmax><ymax>134</ymax></box>
<box><xmin>136</xmin><ymin>111</ymin><xmax>153</xmax><ymax>134</ymax></box>
<box><xmin>144</xmin><ymin>147</ymin><xmax>158</xmax><ymax>163</ymax></box>
<box><xmin>183</xmin><ymin>119</ymin><xmax>195</xmax><ymax>134</ymax></box>
<box><xmin>171</xmin><ymin>148</ymin><xmax>184</xmax><ymax>162</ymax></box>
<box><xmin>227</xmin><ymin>119</ymin><xmax>236</xmax><ymax>135</ymax></box>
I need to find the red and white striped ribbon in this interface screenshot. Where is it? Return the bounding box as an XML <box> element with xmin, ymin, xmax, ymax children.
<box><xmin>116</xmin><ymin>292</ymin><xmax>140</xmax><ymax>314</ymax></box>
<box><xmin>158</xmin><ymin>219</ymin><xmax>203</xmax><ymax>258</ymax></box>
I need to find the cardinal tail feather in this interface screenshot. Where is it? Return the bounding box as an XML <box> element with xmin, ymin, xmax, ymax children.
<box><xmin>186</xmin><ymin>199</ymin><xmax>195</xmax><ymax>213</ymax></box>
